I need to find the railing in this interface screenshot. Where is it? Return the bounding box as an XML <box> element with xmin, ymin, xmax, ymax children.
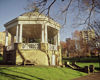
<box><xmin>7</xmin><ymin>44</ymin><xmax>14</xmax><ymax>51</ymax></box>
<box><xmin>22</xmin><ymin>43</ymin><xmax>40</xmax><ymax>49</ymax></box>
<box><xmin>48</xmin><ymin>44</ymin><xmax>57</xmax><ymax>51</ymax></box>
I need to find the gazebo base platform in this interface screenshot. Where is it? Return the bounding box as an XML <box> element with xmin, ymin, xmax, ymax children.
<box><xmin>3</xmin><ymin>43</ymin><xmax>62</xmax><ymax>66</ymax></box>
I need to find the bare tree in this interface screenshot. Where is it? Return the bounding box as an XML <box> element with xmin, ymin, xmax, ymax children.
<box><xmin>25</xmin><ymin>0</ymin><xmax>100</xmax><ymax>57</ymax></box>
<box><xmin>25</xmin><ymin>0</ymin><xmax>100</xmax><ymax>27</ymax></box>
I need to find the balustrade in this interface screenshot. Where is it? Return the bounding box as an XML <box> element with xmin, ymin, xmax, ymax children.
<box><xmin>48</xmin><ymin>44</ymin><xmax>57</xmax><ymax>51</ymax></box>
<box><xmin>22</xmin><ymin>43</ymin><xmax>40</xmax><ymax>49</ymax></box>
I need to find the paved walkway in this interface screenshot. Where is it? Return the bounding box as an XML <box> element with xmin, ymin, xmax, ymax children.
<box><xmin>73</xmin><ymin>72</ymin><xmax>100</xmax><ymax>80</ymax></box>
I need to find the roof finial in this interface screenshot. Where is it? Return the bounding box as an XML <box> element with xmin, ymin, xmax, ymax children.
<box><xmin>34</xmin><ymin>7</ymin><xmax>39</xmax><ymax>12</ymax></box>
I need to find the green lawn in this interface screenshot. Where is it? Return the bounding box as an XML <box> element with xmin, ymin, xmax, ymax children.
<box><xmin>0</xmin><ymin>66</ymin><xmax>87</xmax><ymax>80</ymax></box>
<box><xmin>0</xmin><ymin>55</ymin><xmax>3</xmax><ymax>64</ymax></box>
<box><xmin>0</xmin><ymin>55</ymin><xmax>3</xmax><ymax>61</ymax></box>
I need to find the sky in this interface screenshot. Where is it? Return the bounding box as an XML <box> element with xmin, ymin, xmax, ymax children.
<box><xmin>0</xmin><ymin>0</ymin><xmax>83</xmax><ymax>41</ymax></box>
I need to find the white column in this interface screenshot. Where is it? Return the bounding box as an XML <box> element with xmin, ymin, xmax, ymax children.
<box><xmin>45</xmin><ymin>25</ymin><xmax>48</xmax><ymax>43</ymax></box>
<box><xmin>54</xmin><ymin>35</ymin><xmax>58</xmax><ymax>50</ymax></box>
<box><xmin>16</xmin><ymin>25</ymin><xmax>19</xmax><ymax>43</ymax></box>
<box><xmin>54</xmin><ymin>35</ymin><xmax>57</xmax><ymax>45</ymax></box>
<box><xmin>57</xmin><ymin>30</ymin><xmax>60</xmax><ymax>46</ymax></box>
<box><xmin>19</xmin><ymin>24</ymin><xmax>23</xmax><ymax>43</ymax></box>
<box><xmin>11</xmin><ymin>35</ymin><xmax>14</xmax><ymax>44</ymax></box>
<box><xmin>5</xmin><ymin>30</ymin><xmax>8</xmax><ymax>46</ymax></box>
<box><xmin>41</xmin><ymin>24</ymin><xmax>45</xmax><ymax>43</ymax></box>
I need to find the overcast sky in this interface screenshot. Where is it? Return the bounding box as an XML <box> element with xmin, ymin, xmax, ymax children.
<box><xmin>0</xmin><ymin>0</ymin><xmax>84</xmax><ymax>41</ymax></box>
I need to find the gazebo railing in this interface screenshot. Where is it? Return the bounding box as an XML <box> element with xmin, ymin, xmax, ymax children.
<box><xmin>48</xmin><ymin>44</ymin><xmax>57</xmax><ymax>51</ymax></box>
<box><xmin>22</xmin><ymin>43</ymin><xmax>40</xmax><ymax>49</ymax></box>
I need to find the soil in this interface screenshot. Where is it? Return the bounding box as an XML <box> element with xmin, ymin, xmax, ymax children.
<box><xmin>73</xmin><ymin>72</ymin><xmax>100</xmax><ymax>80</ymax></box>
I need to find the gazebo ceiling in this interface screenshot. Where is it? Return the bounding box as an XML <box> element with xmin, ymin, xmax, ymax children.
<box><xmin>23</xmin><ymin>24</ymin><xmax>41</xmax><ymax>39</ymax></box>
<box><xmin>22</xmin><ymin>24</ymin><xmax>58</xmax><ymax>39</ymax></box>
<box><xmin>48</xmin><ymin>27</ymin><xmax>58</xmax><ymax>38</ymax></box>
<box><xmin>8</xmin><ymin>24</ymin><xmax>58</xmax><ymax>39</ymax></box>
<box><xmin>8</xmin><ymin>26</ymin><xmax>16</xmax><ymax>36</ymax></box>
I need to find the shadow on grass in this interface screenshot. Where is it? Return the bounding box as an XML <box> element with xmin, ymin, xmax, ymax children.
<box><xmin>76</xmin><ymin>70</ymin><xmax>86</xmax><ymax>77</ymax></box>
<box><xmin>0</xmin><ymin>72</ymin><xmax>33</xmax><ymax>80</ymax></box>
<box><xmin>95</xmin><ymin>67</ymin><xmax>100</xmax><ymax>71</ymax></box>
<box><xmin>0</xmin><ymin>54</ymin><xmax>3</xmax><ymax>65</ymax></box>
<box><xmin>0</xmin><ymin>67</ymin><xmax>44</xmax><ymax>80</ymax></box>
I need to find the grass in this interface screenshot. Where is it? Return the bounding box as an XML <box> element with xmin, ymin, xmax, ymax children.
<box><xmin>0</xmin><ymin>55</ymin><xmax>3</xmax><ymax>63</ymax></box>
<box><xmin>76</xmin><ymin>62</ymin><xmax>100</xmax><ymax>71</ymax></box>
<box><xmin>0</xmin><ymin>66</ymin><xmax>87</xmax><ymax>80</ymax></box>
<box><xmin>63</xmin><ymin>57</ymin><xmax>100</xmax><ymax>71</ymax></box>
<box><xmin>1</xmin><ymin>56</ymin><xmax>99</xmax><ymax>80</ymax></box>
<box><xmin>77</xmin><ymin>62</ymin><xmax>99</xmax><ymax>68</ymax></box>
<box><xmin>0</xmin><ymin>57</ymin><xmax>3</xmax><ymax>61</ymax></box>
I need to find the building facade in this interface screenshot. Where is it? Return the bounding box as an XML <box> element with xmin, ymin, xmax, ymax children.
<box><xmin>0</xmin><ymin>32</ymin><xmax>11</xmax><ymax>55</ymax></box>
<box><xmin>3</xmin><ymin>10</ymin><xmax>62</xmax><ymax>66</ymax></box>
<box><xmin>80</xmin><ymin>29</ymin><xmax>95</xmax><ymax>43</ymax></box>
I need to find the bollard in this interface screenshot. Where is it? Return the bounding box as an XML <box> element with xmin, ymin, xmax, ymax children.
<box><xmin>64</xmin><ymin>62</ymin><xmax>67</xmax><ymax>67</ymax></box>
<box><xmin>84</xmin><ymin>66</ymin><xmax>90</xmax><ymax>73</ymax></box>
<box><xmin>72</xmin><ymin>61</ymin><xmax>76</xmax><ymax>65</ymax></box>
<box><xmin>89</xmin><ymin>65</ymin><xmax>94</xmax><ymax>73</ymax></box>
<box><xmin>66</xmin><ymin>61</ymin><xmax>70</xmax><ymax>65</ymax></box>
<box><xmin>64</xmin><ymin>61</ymin><xmax>69</xmax><ymax>67</ymax></box>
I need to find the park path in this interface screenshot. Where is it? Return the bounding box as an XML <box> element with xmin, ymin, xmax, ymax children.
<box><xmin>73</xmin><ymin>72</ymin><xmax>100</xmax><ymax>80</ymax></box>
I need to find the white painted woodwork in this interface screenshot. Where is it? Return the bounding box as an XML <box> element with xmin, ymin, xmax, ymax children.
<box><xmin>18</xmin><ymin>21</ymin><xmax>60</xmax><ymax>30</ymax></box>
<box><xmin>58</xmin><ymin>31</ymin><xmax>60</xmax><ymax>46</ymax></box>
<box><xmin>16</xmin><ymin>25</ymin><xmax>19</xmax><ymax>43</ymax></box>
<box><xmin>45</xmin><ymin>25</ymin><xmax>48</xmax><ymax>43</ymax></box>
<box><xmin>41</xmin><ymin>24</ymin><xmax>45</xmax><ymax>43</ymax></box>
<box><xmin>54</xmin><ymin>35</ymin><xmax>58</xmax><ymax>46</ymax></box>
<box><xmin>6</xmin><ymin>22</ymin><xmax>18</xmax><ymax>29</ymax></box>
<box><xmin>19</xmin><ymin>24</ymin><xmax>23</xmax><ymax>43</ymax></box>
<box><xmin>5</xmin><ymin>30</ymin><xmax>8</xmax><ymax>46</ymax></box>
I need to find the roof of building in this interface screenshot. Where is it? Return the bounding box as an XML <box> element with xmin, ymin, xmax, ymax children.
<box><xmin>4</xmin><ymin>10</ymin><xmax>61</xmax><ymax>27</ymax></box>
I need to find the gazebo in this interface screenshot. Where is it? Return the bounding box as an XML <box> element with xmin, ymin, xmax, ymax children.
<box><xmin>3</xmin><ymin>10</ymin><xmax>62</xmax><ymax>66</ymax></box>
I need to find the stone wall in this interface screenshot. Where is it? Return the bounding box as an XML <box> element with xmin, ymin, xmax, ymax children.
<box><xmin>3</xmin><ymin>43</ymin><xmax>62</xmax><ymax>66</ymax></box>
<box><xmin>0</xmin><ymin>32</ymin><xmax>11</xmax><ymax>55</ymax></box>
